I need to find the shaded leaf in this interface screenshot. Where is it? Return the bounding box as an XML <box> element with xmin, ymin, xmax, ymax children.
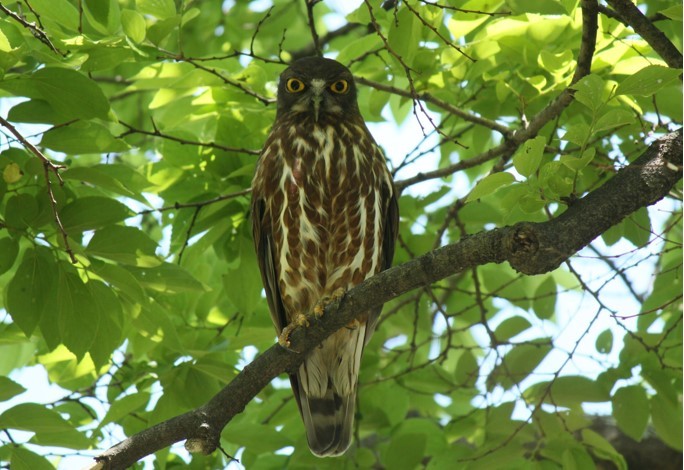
<box><xmin>612</xmin><ymin>385</ymin><xmax>649</xmax><ymax>441</ymax></box>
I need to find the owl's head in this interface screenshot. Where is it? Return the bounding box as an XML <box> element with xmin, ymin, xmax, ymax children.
<box><xmin>276</xmin><ymin>57</ymin><xmax>359</xmax><ymax>122</ymax></box>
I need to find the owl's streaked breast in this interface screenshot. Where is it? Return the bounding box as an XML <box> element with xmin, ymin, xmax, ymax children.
<box><xmin>253</xmin><ymin>117</ymin><xmax>391</xmax><ymax>318</ymax></box>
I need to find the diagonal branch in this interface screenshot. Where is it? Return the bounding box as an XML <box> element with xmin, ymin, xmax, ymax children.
<box><xmin>89</xmin><ymin>128</ymin><xmax>682</xmax><ymax>470</ymax></box>
<box><xmin>605</xmin><ymin>0</ymin><xmax>683</xmax><ymax>69</ymax></box>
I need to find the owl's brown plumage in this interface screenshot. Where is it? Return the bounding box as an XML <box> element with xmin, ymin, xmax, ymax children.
<box><xmin>251</xmin><ymin>57</ymin><xmax>398</xmax><ymax>456</ymax></box>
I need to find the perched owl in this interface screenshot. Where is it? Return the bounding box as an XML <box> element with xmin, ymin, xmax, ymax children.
<box><xmin>251</xmin><ymin>57</ymin><xmax>398</xmax><ymax>456</ymax></box>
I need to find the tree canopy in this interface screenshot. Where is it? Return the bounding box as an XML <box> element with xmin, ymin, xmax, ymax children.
<box><xmin>0</xmin><ymin>0</ymin><xmax>681</xmax><ymax>469</ymax></box>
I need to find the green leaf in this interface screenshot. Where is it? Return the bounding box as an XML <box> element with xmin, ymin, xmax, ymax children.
<box><xmin>506</xmin><ymin>0</ymin><xmax>566</xmax><ymax>15</ymax></box>
<box><xmin>548</xmin><ymin>376</ymin><xmax>610</xmax><ymax>405</ymax></box>
<box><xmin>488</xmin><ymin>339</ymin><xmax>552</xmax><ymax>390</ymax></box>
<box><xmin>62</xmin><ymin>164</ymin><xmax>151</xmax><ymax>202</ymax></box>
<box><xmin>467</xmin><ymin>172</ymin><xmax>516</xmax><ymax>202</ymax></box>
<box><xmin>127</xmin><ymin>263</ymin><xmax>205</xmax><ymax>293</ymax></box>
<box><xmin>137</xmin><ymin>0</ymin><xmax>176</xmax><ymax>20</ymax></box>
<box><xmin>41</xmin><ymin>122</ymin><xmax>130</xmax><ymax>154</ymax></box>
<box><xmin>87</xmin><ymin>225</ymin><xmax>159</xmax><ymax>266</ymax></box>
<box><xmin>4</xmin><ymin>193</ymin><xmax>38</xmax><ymax>230</ymax></box>
<box><xmin>31</xmin><ymin>68</ymin><xmax>110</xmax><ymax>120</ymax></box>
<box><xmin>0</xmin><ymin>376</ymin><xmax>26</xmax><ymax>401</ymax></box>
<box><xmin>562</xmin><ymin>122</ymin><xmax>591</xmax><ymax>146</ymax></box>
<box><xmin>0</xmin><ymin>235</ymin><xmax>19</xmax><ymax>275</ymax></box>
<box><xmin>222</xmin><ymin>235</ymin><xmax>262</xmax><ymax>315</ymax></box>
<box><xmin>7</xmin><ymin>99</ymin><xmax>63</xmax><ymax>124</ymax></box>
<box><xmin>651</xmin><ymin>393</ymin><xmax>683</xmax><ymax>451</ymax></box>
<box><xmin>594</xmin><ymin>108</ymin><xmax>634</xmax><ymax>132</ymax></box>
<box><xmin>454</xmin><ymin>350</ymin><xmax>478</xmax><ymax>387</ymax></box>
<box><xmin>27</xmin><ymin>0</ymin><xmax>79</xmax><ymax>31</ymax></box>
<box><xmin>98</xmin><ymin>392</ymin><xmax>150</xmax><ymax>429</ymax></box>
<box><xmin>512</xmin><ymin>136</ymin><xmax>545</xmax><ymax>177</ymax></box>
<box><xmin>494</xmin><ymin>316</ymin><xmax>532</xmax><ymax>341</ymax></box>
<box><xmin>612</xmin><ymin>385</ymin><xmax>649</xmax><ymax>441</ymax></box>
<box><xmin>89</xmin><ymin>260</ymin><xmax>147</xmax><ymax>304</ymax></box>
<box><xmin>572</xmin><ymin>74</ymin><xmax>605</xmax><ymax>113</ymax></box>
<box><xmin>122</xmin><ymin>9</ymin><xmax>147</xmax><ymax>43</ymax></box>
<box><xmin>84</xmin><ymin>0</ymin><xmax>120</xmax><ymax>34</ymax></box>
<box><xmin>60</xmin><ymin>197</ymin><xmax>132</xmax><ymax>233</ymax></box>
<box><xmin>382</xmin><ymin>432</ymin><xmax>427</xmax><ymax>470</ymax></box>
<box><xmin>560</xmin><ymin>147</ymin><xmax>595</xmax><ymax>171</ymax></box>
<box><xmin>10</xmin><ymin>447</ymin><xmax>54</xmax><ymax>470</ymax></box>
<box><xmin>661</xmin><ymin>5</ymin><xmax>683</xmax><ymax>21</ymax></box>
<box><xmin>221</xmin><ymin>423</ymin><xmax>292</xmax><ymax>453</ymax></box>
<box><xmin>562</xmin><ymin>446</ymin><xmax>596</xmax><ymax>470</ymax></box>
<box><xmin>87</xmin><ymin>280</ymin><xmax>124</xmax><ymax>368</ymax></box>
<box><xmin>595</xmin><ymin>329</ymin><xmax>613</xmax><ymax>354</ymax></box>
<box><xmin>388</xmin><ymin>8</ymin><xmax>420</xmax><ymax>63</ymax></box>
<box><xmin>3</xmin><ymin>162</ymin><xmax>22</xmax><ymax>183</ymax></box>
<box><xmin>615</xmin><ymin>65</ymin><xmax>682</xmax><ymax>97</ymax></box>
<box><xmin>0</xmin><ymin>403</ymin><xmax>90</xmax><ymax>449</ymax></box>
<box><xmin>57</xmin><ymin>269</ymin><xmax>99</xmax><ymax>360</ymax></box>
<box><xmin>581</xmin><ymin>429</ymin><xmax>627</xmax><ymax>470</ymax></box>
<box><xmin>623</xmin><ymin>207</ymin><xmax>651</xmax><ymax>247</ymax></box>
<box><xmin>532</xmin><ymin>276</ymin><xmax>556</xmax><ymax>320</ymax></box>
<box><xmin>6</xmin><ymin>248</ymin><xmax>55</xmax><ymax>335</ymax></box>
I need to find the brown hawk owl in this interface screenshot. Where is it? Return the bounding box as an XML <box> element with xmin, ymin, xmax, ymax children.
<box><xmin>251</xmin><ymin>57</ymin><xmax>398</xmax><ymax>456</ymax></box>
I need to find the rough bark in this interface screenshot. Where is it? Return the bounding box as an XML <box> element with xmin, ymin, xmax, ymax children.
<box><xmin>90</xmin><ymin>129</ymin><xmax>682</xmax><ymax>469</ymax></box>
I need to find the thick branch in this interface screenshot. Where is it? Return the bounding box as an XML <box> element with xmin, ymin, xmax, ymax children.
<box><xmin>90</xmin><ymin>128</ymin><xmax>682</xmax><ymax>470</ymax></box>
<box><xmin>605</xmin><ymin>0</ymin><xmax>683</xmax><ymax>69</ymax></box>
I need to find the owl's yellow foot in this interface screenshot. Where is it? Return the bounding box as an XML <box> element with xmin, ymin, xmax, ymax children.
<box><xmin>313</xmin><ymin>288</ymin><xmax>346</xmax><ymax>318</ymax></box>
<box><xmin>278</xmin><ymin>313</ymin><xmax>310</xmax><ymax>349</ymax></box>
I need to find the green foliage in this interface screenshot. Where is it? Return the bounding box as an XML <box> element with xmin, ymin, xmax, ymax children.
<box><xmin>0</xmin><ymin>0</ymin><xmax>680</xmax><ymax>468</ymax></box>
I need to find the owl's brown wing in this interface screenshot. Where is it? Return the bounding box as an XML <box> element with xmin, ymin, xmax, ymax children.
<box><xmin>251</xmin><ymin>197</ymin><xmax>287</xmax><ymax>333</ymax></box>
<box><xmin>363</xmin><ymin>161</ymin><xmax>400</xmax><ymax>346</ymax></box>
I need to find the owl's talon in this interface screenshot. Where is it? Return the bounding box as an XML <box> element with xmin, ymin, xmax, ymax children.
<box><xmin>278</xmin><ymin>314</ymin><xmax>309</xmax><ymax>350</ymax></box>
<box><xmin>313</xmin><ymin>288</ymin><xmax>347</xmax><ymax>318</ymax></box>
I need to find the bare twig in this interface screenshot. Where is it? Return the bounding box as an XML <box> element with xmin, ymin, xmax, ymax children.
<box><xmin>356</xmin><ymin>77</ymin><xmax>511</xmax><ymax>136</ymax></box>
<box><xmin>305</xmin><ymin>0</ymin><xmax>321</xmax><ymax>57</ymax></box>
<box><xmin>0</xmin><ymin>2</ymin><xmax>63</xmax><ymax>55</ymax></box>
<box><xmin>118</xmin><ymin>121</ymin><xmax>260</xmax><ymax>156</ymax></box>
<box><xmin>137</xmin><ymin>188</ymin><xmax>252</xmax><ymax>215</ymax></box>
<box><xmin>0</xmin><ymin>115</ymin><xmax>77</xmax><ymax>263</ymax></box>
<box><xmin>418</xmin><ymin>0</ymin><xmax>511</xmax><ymax>16</ymax></box>
<box><xmin>177</xmin><ymin>206</ymin><xmax>202</xmax><ymax>264</ymax></box>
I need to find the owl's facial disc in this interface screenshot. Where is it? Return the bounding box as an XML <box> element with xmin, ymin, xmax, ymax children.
<box><xmin>287</xmin><ymin>77</ymin><xmax>344</xmax><ymax>122</ymax></box>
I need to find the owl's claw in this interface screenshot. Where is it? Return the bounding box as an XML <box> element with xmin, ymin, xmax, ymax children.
<box><xmin>313</xmin><ymin>288</ymin><xmax>346</xmax><ymax>318</ymax></box>
<box><xmin>278</xmin><ymin>314</ymin><xmax>310</xmax><ymax>350</ymax></box>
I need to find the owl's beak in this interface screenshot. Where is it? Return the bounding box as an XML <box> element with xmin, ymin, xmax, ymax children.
<box><xmin>310</xmin><ymin>79</ymin><xmax>325</xmax><ymax>122</ymax></box>
<box><xmin>312</xmin><ymin>96</ymin><xmax>322</xmax><ymax>122</ymax></box>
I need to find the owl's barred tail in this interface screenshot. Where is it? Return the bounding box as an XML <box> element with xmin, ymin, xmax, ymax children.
<box><xmin>299</xmin><ymin>384</ymin><xmax>355</xmax><ymax>457</ymax></box>
<box><xmin>293</xmin><ymin>325</ymin><xmax>366</xmax><ymax>456</ymax></box>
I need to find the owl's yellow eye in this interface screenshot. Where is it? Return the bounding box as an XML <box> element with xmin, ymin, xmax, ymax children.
<box><xmin>329</xmin><ymin>79</ymin><xmax>349</xmax><ymax>94</ymax></box>
<box><xmin>286</xmin><ymin>78</ymin><xmax>306</xmax><ymax>93</ymax></box>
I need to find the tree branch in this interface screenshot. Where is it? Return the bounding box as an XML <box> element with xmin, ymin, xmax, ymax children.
<box><xmin>605</xmin><ymin>0</ymin><xmax>683</xmax><ymax>69</ymax></box>
<box><xmin>89</xmin><ymin>128</ymin><xmax>682</xmax><ymax>469</ymax></box>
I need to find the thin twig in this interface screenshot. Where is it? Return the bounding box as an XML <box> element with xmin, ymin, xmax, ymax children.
<box><xmin>356</xmin><ymin>77</ymin><xmax>511</xmax><ymax>136</ymax></box>
<box><xmin>305</xmin><ymin>0</ymin><xmax>321</xmax><ymax>57</ymax></box>
<box><xmin>137</xmin><ymin>188</ymin><xmax>252</xmax><ymax>215</ymax></box>
<box><xmin>177</xmin><ymin>206</ymin><xmax>202</xmax><ymax>264</ymax></box>
<box><xmin>118</xmin><ymin>121</ymin><xmax>260</xmax><ymax>156</ymax></box>
<box><xmin>0</xmin><ymin>3</ymin><xmax>63</xmax><ymax>55</ymax></box>
<box><xmin>0</xmin><ymin>115</ymin><xmax>77</xmax><ymax>263</ymax></box>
